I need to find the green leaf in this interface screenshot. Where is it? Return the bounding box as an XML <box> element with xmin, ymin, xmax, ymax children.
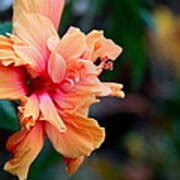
<box><xmin>0</xmin><ymin>22</ymin><xmax>12</xmax><ymax>35</ymax></box>
<box><xmin>0</xmin><ymin>100</ymin><xmax>19</xmax><ymax>131</ymax></box>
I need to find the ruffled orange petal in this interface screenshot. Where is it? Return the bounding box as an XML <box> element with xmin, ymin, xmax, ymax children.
<box><xmin>99</xmin><ymin>83</ymin><xmax>125</xmax><ymax>98</ymax></box>
<box><xmin>66</xmin><ymin>60</ymin><xmax>103</xmax><ymax>95</ymax></box>
<box><xmin>0</xmin><ymin>35</ymin><xmax>26</xmax><ymax>66</ymax></box>
<box><xmin>64</xmin><ymin>156</ymin><xmax>85</xmax><ymax>175</ymax></box>
<box><xmin>85</xmin><ymin>30</ymin><xmax>123</xmax><ymax>62</ymax></box>
<box><xmin>0</xmin><ymin>66</ymin><xmax>27</xmax><ymax>100</ymax></box>
<box><xmin>14</xmin><ymin>0</ymin><xmax>65</xmax><ymax>29</ymax></box>
<box><xmin>56</xmin><ymin>27</ymin><xmax>86</xmax><ymax>62</ymax></box>
<box><xmin>45</xmin><ymin>113</ymin><xmax>105</xmax><ymax>158</ymax></box>
<box><xmin>95</xmin><ymin>38</ymin><xmax>123</xmax><ymax>60</ymax></box>
<box><xmin>4</xmin><ymin>122</ymin><xmax>45</xmax><ymax>180</ymax></box>
<box><xmin>84</xmin><ymin>30</ymin><xmax>103</xmax><ymax>60</ymax></box>
<box><xmin>39</xmin><ymin>92</ymin><xmax>66</xmax><ymax>132</ymax></box>
<box><xmin>52</xmin><ymin>59</ymin><xmax>101</xmax><ymax>112</ymax></box>
<box><xmin>18</xmin><ymin>94</ymin><xmax>39</xmax><ymax>128</ymax></box>
<box><xmin>48</xmin><ymin>53</ymin><xmax>67</xmax><ymax>83</ymax></box>
<box><xmin>13</xmin><ymin>13</ymin><xmax>59</xmax><ymax>73</ymax></box>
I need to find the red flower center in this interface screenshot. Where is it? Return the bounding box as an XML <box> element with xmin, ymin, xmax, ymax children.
<box><xmin>27</xmin><ymin>75</ymin><xmax>56</xmax><ymax>95</ymax></box>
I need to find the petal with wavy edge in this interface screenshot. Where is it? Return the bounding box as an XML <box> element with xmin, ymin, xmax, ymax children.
<box><xmin>95</xmin><ymin>38</ymin><xmax>123</xmax><ymax>60</ymax></box>
<box><xmin>100</xmin><ymin>83</ymin><xmax>125</xmax><ymax>98</ymax></box>
<box><xmin>45</xmin><ymin>113</ymin><xmax>105</xmax><ymax>158</ymax></box>
<box><xmin>4</xmin><ymin>122</ymin><xmax>45</xmax><ymax>180</ymax></box>
<box><xmin>56</xmin><ymin>27</ymin><xmax>86</xmax><ymax>62</ymax></box>
<box><xmin>19</xmin><ymin>94</ymin><xmax>39</xmax><ymax>121</ymax></box>
<box><xmin>85</xmin><ymin>30</ymin><xmax>123</xmax><ymax>62</ymax></box>
<box><xmin>0</xmin><ymin>35</ymin><xmax>26</xmax><ymax>66</ymax></box>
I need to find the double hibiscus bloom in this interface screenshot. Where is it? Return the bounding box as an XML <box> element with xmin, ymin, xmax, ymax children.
<box><xmin>0</xmin><ymin>0</ymin><xmax>124</xmax><ymax>179</ymax></box>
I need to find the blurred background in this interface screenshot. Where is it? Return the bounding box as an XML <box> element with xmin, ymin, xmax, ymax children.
<box><xmin>0</xmin><ymin>0</ymin><xmax>180</xmax><ymax>179</ymax></box>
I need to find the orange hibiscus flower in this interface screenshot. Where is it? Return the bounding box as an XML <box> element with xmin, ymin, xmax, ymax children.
<box><xmin>0</xmin><ymin>0</ymin><xmax>124</xmax><ymax>179</ymax></box>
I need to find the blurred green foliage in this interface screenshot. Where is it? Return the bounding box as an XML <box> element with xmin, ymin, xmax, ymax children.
<box><xmin>0</xmin><ymin>22</ymin><xmax>11</xmax><ymax>34</ymax></box>
<box><xmin>0</xmin><ymin>100</ymin><xmax>19</xmax><ymax>131</ymax></box>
